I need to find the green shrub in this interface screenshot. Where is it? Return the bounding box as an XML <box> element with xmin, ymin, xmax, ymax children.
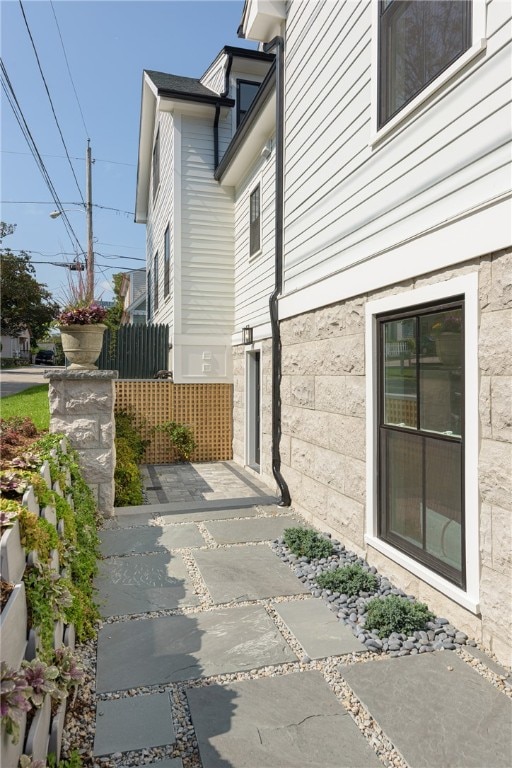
<box><xmin>365</xmin><ymin>595</ymin><xmax>434</xmax><ymax>638</ymax></box>
<box><xmin>115</xmin><ymin>410</ymin><xmax>150</xmax><ymax>463</ymax></box>
<box><xmin>283</xmin><ymin>527</ymin><xmax>334</xmax><ymax>559</ymax></box>
<box><xmin>114</xmin><ymin>437</ymin><xmax>144</xmax><ymax>507</ymax></box>
<box><xmin>155</xmin><ymin>420</ymin><xmax>196</xmax><ymax>461</ymax></box>
<box><xmin>316</xmin><ymin>564</ymin><xmax>378</xmax><ymax>596</ymax></box>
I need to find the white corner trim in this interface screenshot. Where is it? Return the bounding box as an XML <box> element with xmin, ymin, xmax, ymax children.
<box><xmin>369</xmin><ymin>0</ymin><xmax>487</xmax><ymax>146</ymax></box>
<box><xmin>365</xmin><ymin>272</ymin><xmax>480</xmax><ymax>612</ymax></box>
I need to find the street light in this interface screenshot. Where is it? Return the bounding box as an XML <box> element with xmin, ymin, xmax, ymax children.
<box><xmin>49</xmin><ymin>208</ymin><xmax>84</xmax><ymax>219</ymax></box>
<box><xmin>49</xmin><ymin>140</ymin><xmax>94</xmax><ymax>299</ymax></box>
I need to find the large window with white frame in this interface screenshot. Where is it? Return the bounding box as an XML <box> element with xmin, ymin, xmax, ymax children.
<box><xmin>377</xmin><ymin>298</ymin><xmax>465</xmax><ymax>587</ymax></box>
<box><xmin>249</xmin><ymin>183</ymin><xmax>261</xmax><ymax>257</ymax></box>
<box><xmin>378</xmin><ymin>0</ymin><xmax>472</xmax><ymax>128</ymax></box>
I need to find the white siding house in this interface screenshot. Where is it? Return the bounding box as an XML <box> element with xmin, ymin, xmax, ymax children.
<box><xmin>236</xmin><ymin>0</ymin><xmax>512</xmax><ymax>666</ymax></box>
<box><xmin>135</xmin><ymin>48</ymin><xmax>274</xmax><ymax>382</ymax></box>
<box><xmin>135</xmin><ymin>0</ymin><xmax>511</xmax><ymax>666</ymax></box>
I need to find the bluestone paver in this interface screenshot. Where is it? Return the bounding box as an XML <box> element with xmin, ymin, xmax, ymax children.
<box><xmin>99</xmin><ymin>523</ymin><xmax>205</xmax><ymax>557</ymax></box>
<box><xmin>94</xmin><ymin>551</ymin><xmax>200</xmax><ymax>617</ymax></box>
<box><xmin>186</xmin><ymin>670</ymin><xmax>381</xmax><ymax>768</ymax></box>
<box><xmin>193</xmin><ymin>545</ymin><xmax>309</xmax><ymax>603</ymax></box>
<box><xmin>96</xmin><ymin>605</ymin><xmax>296</xmax><ymax>692</ymax></box>
<box><xmin>157</xmin><ymin>504</ymin><xmax>264</xmax><ymax>524</ymax></box>
<box><xmin>112</xmin><ymin>509</ymin><xmax>155</xmax><ymax>528</ymax></box>
<box><xmin>342</xmin><ymin>651</ymin><xmax>512</xmax><ymax>768</ymax></box>
<box><xmin>144</xmin><ymin>760</ymin><xmax>183</xmax><ymax>768</ymax></box>
<box><xmin>274</xmin><ymin>599</ymin><xmax>366</xmax><ymax>658</ymax></box>
<box><xmin>203</xmin><ymin>515</ymin><xmax>303</xmax><ymax>544</ymax></box>
<box><xmin>93</xmin><ymin>693</ymin><xmax>175</xmax><ymax>756</ymax></box>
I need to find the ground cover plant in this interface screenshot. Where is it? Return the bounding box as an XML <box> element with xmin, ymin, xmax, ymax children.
<box><xmin>365</xmin><ymin>595</ymin><xmax>434</xmax><ymax>638</ymax></box>
<box><xmin>0</xmin><ymin>386</ymin><xmax>50</xmax><ymax>431</ymax></box>
<box><xmin>283</xmin><ymin>527</ymin><xmax>335</xmax><ymax>559</ymax></box>
<box><xmin>316</xmin><ymin>563</ymin><xmax>378</xmax><ymax>596</ymax></box>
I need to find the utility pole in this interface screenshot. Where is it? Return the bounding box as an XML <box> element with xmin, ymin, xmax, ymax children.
<box><xmin>86</xmin><ymin>139</ymin><xmax>94</xmax><ymax>300</ymax></box>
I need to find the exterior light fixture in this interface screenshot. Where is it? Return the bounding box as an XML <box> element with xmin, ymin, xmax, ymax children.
<box><xmin>242</xmin><ymin>325</ymin><xmax>253</xmax><ymax>345</ymax></box>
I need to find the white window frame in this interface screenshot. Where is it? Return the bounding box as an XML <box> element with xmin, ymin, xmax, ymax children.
<box><xmin>249</xmin><ymin>180</ymin><xmax>262</xmax><ymax>260</ymax></box>
<box><xmin>365</xmin><ymin>273</ymin><xmax>480</xmax><ymax>612</ymax></box>
<box><xmin>370</xmin><ymin>0</ymin><xmax>487</xmax><ymax>145</ymax></box>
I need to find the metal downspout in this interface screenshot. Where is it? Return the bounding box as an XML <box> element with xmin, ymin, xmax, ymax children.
<box><xmin>264</xmin><ymin>35</ymin><xmax>291</xmax><ymax>507</ymax></box>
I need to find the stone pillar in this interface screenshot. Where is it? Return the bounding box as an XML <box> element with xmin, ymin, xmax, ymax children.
<box><xmin>45</xmin><ymin>370</ymin><xmax>117</xmax><ymax>517</ymax></box>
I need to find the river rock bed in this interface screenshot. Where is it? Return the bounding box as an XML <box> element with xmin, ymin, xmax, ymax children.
<box><xmin>271</xmin><ymin>534</ymin><xmax>477</xmax><ymax>657</ymax></box>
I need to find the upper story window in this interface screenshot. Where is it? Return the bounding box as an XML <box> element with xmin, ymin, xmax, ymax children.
<box><xmin>237</xmin><ymin>80</ymin><xmax>261</xmax><ymax>127</ymax></box>
<box><xmin>164</xmin><ymin>225</ymin><xmax>170</xmax><ymax>299</ymax></box>
<box><xmin>152</xmin><ymin>128</ymin><xmax>160</xmax><ymax>199</ymax></box>
<box><xmin>379</xmin><ymin>1</ymin><xmax>471</xmax><ymax>128</ymax></box>
<box><xmin>249</xmin><ymin>184</ymin><xmax>261</xmax><ymax>257</ymax></box>
<box><xmin>153</xmin><ymin>252</ymin><xmax>159</xmax><ymax>312</ymax></box>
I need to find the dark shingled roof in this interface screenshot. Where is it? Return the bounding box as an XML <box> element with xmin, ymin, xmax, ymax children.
<box><xmin>145</xmin><ymin>70</ymin><xmax>232</xmax><ymax>105</ymax></box>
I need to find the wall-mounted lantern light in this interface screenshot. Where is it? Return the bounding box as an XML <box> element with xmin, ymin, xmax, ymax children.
<box><xmin>242</xmin><ymin>325</ymin><xmax>253</xmax><ymax>345</ymax></box>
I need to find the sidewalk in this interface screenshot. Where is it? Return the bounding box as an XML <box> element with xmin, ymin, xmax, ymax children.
<box><xmin>93</xmin><ymin>462</ymin><xmax>512</xmax><ymax>768</ymax></box>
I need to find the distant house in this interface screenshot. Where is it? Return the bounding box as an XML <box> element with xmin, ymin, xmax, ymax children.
<box><xmin>0</xmin><ymin>329</ymin><xmax>30</xmax><ymax>362</ymax></box>
<box><xmin>119</xmin><ymin>269</ymin><xmax>147</xmax><ymax>325</ymax></box>
<box><xmin>136</xmin><ymin>1</ymin><xmax>512</xmax><ymax>665</ymax></box>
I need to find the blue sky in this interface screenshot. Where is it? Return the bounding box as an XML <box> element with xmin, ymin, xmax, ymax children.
<box><xmin>1</xmin><ymin>0</ymin><xmax>252</xmax><ymax>304</ymax></box>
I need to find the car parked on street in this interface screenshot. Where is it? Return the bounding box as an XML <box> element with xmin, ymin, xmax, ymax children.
<box><xmin>34</xmin><ymin>349</ymin><xmax>55</xmax><ymax>365</ymax></box>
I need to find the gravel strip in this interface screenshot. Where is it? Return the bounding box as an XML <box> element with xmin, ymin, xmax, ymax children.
<box><xmin>456</xmin><ymin>647</ymin><xmax>512</xmax><ymax>697</ymax></box>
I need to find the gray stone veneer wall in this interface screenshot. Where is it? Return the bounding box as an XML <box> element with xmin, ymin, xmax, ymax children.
<box><xmin>250</xmin><ymin>248</ymin><xmax>510</xmax><ymax>665</ymax></box>
<box><xmin>46</xmin><ymin>370</ymin><xmax>117</xmax><ymax>517</ymax></box>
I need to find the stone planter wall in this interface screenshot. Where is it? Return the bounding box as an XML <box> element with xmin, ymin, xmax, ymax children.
<box><xmin>0</xmin><ymin>447</ymin><xmax>75</xmax><ymax>764</ymax></box>
<box><xmin>46</xmin><ymin>369</ymin><xmax>117</xmax><ymax>517</ymax></box>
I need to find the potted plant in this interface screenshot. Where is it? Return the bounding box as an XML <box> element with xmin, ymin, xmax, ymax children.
<box><xmin>431</xmin><ymin>313</ymin><xmax>462</xmax><ymax>367</ymax></box>
<box><xmin>57</xmin><ymin>273</ymin><xmax>107</xmax><ymax>370</ymax></box>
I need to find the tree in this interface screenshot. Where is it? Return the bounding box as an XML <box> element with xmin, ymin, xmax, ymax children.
<box><xmin>105</xmin><ymin>272</ymin><xmax>126</xmax><ymax>330</ymax></box>
<box><xmin>0</xmin><ymin>224</ymin><xmax>60</xmax><ymax>344</ymax></box>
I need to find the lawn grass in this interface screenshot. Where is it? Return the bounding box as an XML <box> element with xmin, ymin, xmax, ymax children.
<box><xmin>1</xmin><ymin>385</ymin><xmax>50</xmax><ymax>430</ymax></box>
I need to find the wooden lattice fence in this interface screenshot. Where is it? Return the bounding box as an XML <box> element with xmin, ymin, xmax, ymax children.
<box><xmin>115</xmin><ymin>380</ymin><xmax>233</xmax><ymax>463</ymax></box>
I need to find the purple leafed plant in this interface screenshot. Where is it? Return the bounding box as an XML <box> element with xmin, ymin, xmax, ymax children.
<box><xmin>22</xmin><ymin>659</ymin><xmax>60</xmax><ymax>707</ymax></box>
<box><xmin>0</xmin><ymin>509</ymin><xmax>17</xmax><ymax>530</ymax></box>
<box><xmin>53</xmin><ymin>647</ymin><xmax>84</xmax><ymax>695</ymax></box>
<box><xmin>58</xmin><ymin>303</ymin><xmax>107</xmax><ymax>325</ymax></box>
<box><xmin>0</xmin><ymin>662</ymin><xmax>32</xmax><ymax>745</ymax></box>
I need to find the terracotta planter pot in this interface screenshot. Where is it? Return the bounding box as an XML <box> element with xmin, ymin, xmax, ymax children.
<box><xmin>1</xmin><ymin>714</ymin><xmax>27</xmax><ymax>768</ymax></box>
<box><xmin>0</xmin><ymin>519</ymin><xmax>26</xmax><ymax>584</ymax></box>
<box><xmin>48</xmin><ymin>698</ymin><xmax>67</xmax><ymax>764</ymax></box>
<box><xmin>0</xmin><ymin>581</ymin><xmax>28</xmax><ymax>668</ymax></box>
<box><xmin>24</xmin><ymin>694</ymin><xmax>51</xmax><ymax>761</ymax></box>
<box><xmin>58</xmin><ymin>323</ymin><xmax>106</xmax><ymax>370</ymax></box>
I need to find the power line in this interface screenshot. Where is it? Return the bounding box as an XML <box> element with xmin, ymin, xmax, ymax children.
<box><xmin>49</xmin><ymin>0</ymin><xmax>89</xmax><ymax>138</ymax></box>
<box><xmin>3</xmin><ymin>247</ymin><xmax>145</xmax><ymax>262</ymax></box>
<box><xmin>18</xmin><ymin>0</ymin><xmax>85</xmax><ymax>205</ymax></box>
<box><xmin>2</xmin><ymin>201</ymin><xmax>135</xmax><ymax>216</ymax></box>
<box><xmin>0</xmin><ymin>58</ymin><xmax>83</xmax><ymax>255</ymax></box>
<box><xmin>2</xmin><ymin>149</ymin><xmax>136</xmax><ymax>166</ymax></box>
